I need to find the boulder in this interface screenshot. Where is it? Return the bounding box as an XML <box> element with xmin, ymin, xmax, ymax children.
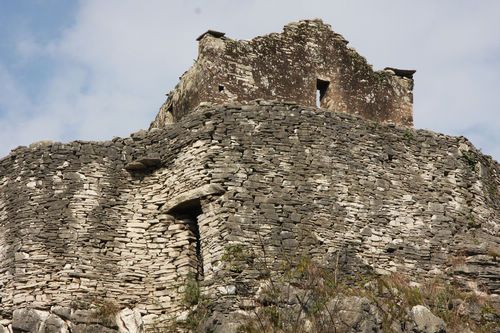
<box><xmin>115</xmin><ymin>308</ymin><xmax>143</xmax><ymax>333</ymax></box>
<box><xmin>12</xmin><ymin>309</ymin><xmax>49</xmax><ymax>332</ymax></box>
<box><xmin>44</xmin><ymin>314</ymin><xmax>69</xmax><ymax>333</ymax></box>
<box><xmin>410</xmin><ymin>305</ymin><xmax>446</xmax><ymax>333</ymax></box>
<box><xmin>333</xmin><ymin>296</ymin><xmax>383</xmax><ymax>332</ymax></box>
<box><xmin>12</xmin><ymin>309</ymin><xmax>71</xmax><ymax>333</ymax></box>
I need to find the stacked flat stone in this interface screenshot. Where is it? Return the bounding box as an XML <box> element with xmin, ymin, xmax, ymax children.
<box><xmin>0</xmin><ymin>101</ymin><xmax>498</xmax><ymax>331</ymax></box>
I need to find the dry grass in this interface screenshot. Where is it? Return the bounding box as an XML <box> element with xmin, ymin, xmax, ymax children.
<box><xmin>235</xmin><ymin>252</ymin><xmax>499</xmax><ymax>333</ymax></box>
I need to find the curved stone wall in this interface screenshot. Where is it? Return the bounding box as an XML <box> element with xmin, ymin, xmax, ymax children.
<box><xmin>0</xmin><ymin>102</ymin><xmax>498</xmax><ymax>329</ymax></box>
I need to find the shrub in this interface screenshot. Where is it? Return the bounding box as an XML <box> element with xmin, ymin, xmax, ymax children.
<box><xmin>93</xmin><ymin>300</ymin><xmax>121</xmax><ymax>326</ymax></box>
<box><xmin>237</xmin><ymin>252</ymin><xmax>499</xmax><ymax>333</ymax></box>
<box><xmin>184</xmin><ymin>272</ymin><xmax>201</xmax><ymax>306</ymax></box>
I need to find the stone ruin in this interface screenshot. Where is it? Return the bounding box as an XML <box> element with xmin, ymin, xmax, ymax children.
<box><xmin>151</xmin><ymin>19</ymin><xmax>414</xmax><ymax>127</ymax></box>
<box><xmin>0</xmin><ymin>19</ymin><xmax>498</xmax><ymax>333</ymax></box>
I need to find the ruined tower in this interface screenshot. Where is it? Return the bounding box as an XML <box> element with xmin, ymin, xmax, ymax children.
<box><xmin>0</xmin><ymin>20</ymin><xmax>498</xmax><ymax>333</ymax></box>
<box><xmin>151</xmin><ymin>20</ymin><xmax>415</xmax><ymax>128</ymax></box>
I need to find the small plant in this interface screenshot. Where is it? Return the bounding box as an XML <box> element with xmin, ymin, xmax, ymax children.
<box><xmin>222</xmin><ymin>244</ymin><xmax>255</xmax><ymax>273</ymax></box>
<box><xmin>70</xmin><ymin>298</ymin><xmax>92</xmax><ymax>310</ymax></box>
<box><xmin>93</xmin><ymin>300</ymin><xmax>121</xmax><ymax>325</ymax></box>
<box><xmin>487</xmin><ymin>248</ymin><xmax>499</xmax><ymax>260</ymax></box>
<box><xmin>373</xmin><ymin>71</ymin><xmax>389</xmax><ymax>85</ymax></box>
<box><xmin>237</xmin><ymin>243</ymin><xmax>499</xmax><ymax>333</ymax></box>
<box><xmin>403</xmin><ymin>129</ymin><xmax>414</xmax><ymax>141</ymax></box>
<box><xmin>370</xmin><ymin>121</ymin><xmax>380</xmax><ymax>130</ymax></box>
<box><xmin>226</xmin><ymin>233</ymin><xmax>500</xmax><ymax>332</ymax></box>
<box><xmin>238</xmin><ymin>251</ymin><xmax>350</xmax><ymax>333</ymax></box>
<box><xmin>162</xmin><ymin>272</ymin><xmax>215</xmax><ymax>332</ymax></box>
<box><xmin>365</xmin><ymin>275</ymin><xmax>499</xmax><ymax>333</ymax></box>
<box><xmin>448</xmin><ymin>253</ymin><xmax>467</xmax><ymax>267</ymax></box>
<box><xmin>184</xmin><ymin>298</ymin><xmax>214</xmax><ymax>333</ymax></box>
<box><xmin>467</xmin><ymin>213</ymin><xmax>481</xmax><ymax>229</ymax></box>
<box><xmin>462</xmin><ymin>151</ymin><xmax>477</xmax><ymax>170</ymax></box>
<box><xmin>184</xmin><ymin>272</ymin><xmax>201</xmax><ymax>306</ymax></box>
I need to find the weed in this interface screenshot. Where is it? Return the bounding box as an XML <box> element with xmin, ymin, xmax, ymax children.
<box><xmin>238</xmin><ymin>245</ymin><xmax>351</xmax><ymax>332</ymax></box>
<box><xmin>183</xmin><ymin>298</ymin><xmax>213</xmax><ymax>333</ymax></box>
<box><xmin>403</xmin><ymin>129</ymin><xmax>414</xmax><ymax>141</ymax></box>
<box><xmin>371</xmin><ymin>69</ymin><xmax>392</xmax><ymax>86</ymax></box>
<box><xmin>184</xmin><ymin>272</ymin><xmax>201</xmax><ymax>306</ymax></box>
<box><xmin>222</xmin><ymin>244</ymin><xmax>255</xmax><ymax>273</ymax></box>
<box><xmin>69</xmin><ymin>298</ymin><xmax>92</xmax><ymax>310</ymax></box>
<box><xmin>93</xmin><ymin>300</ymin><xmax>121</xmax><ymax>326</ymax></box>
<box><xmin>237</xmin><ymin>245</ymin><xmax>499</xmax><ymax>333</ymax></box>
<box><xmin>467</xmin><ymin>213</ymin><xmax>481</xmax><ymax>229</ymax></box>
<box><xmin>448</xmin><ymin>254</ymin><xmax>467</xmax><ymax>267</ymax></box>
<box><xmin>462</xmin><ymin>151</ymin><xmax>477</xmax><ymax>170</ymax></box>
<box><xmin>487</xmin><ymin>248</ymin><xmax>499</xmax><ymax>259</ymax></box>
<box><xmin>156</xmin><ymin>273</ymin><xmax>213</xmax><ymax>333</ymax></box>
<box><xmin>365</xmin><ymin>275</ymin><xmax>499</xmax><ymax>333</ymax></box>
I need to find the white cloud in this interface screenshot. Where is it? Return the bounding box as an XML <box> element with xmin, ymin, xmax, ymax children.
<box><xmin>0</xmin><ymin>65</ymin><xmax>31</xmax><ymax>115</ymax></box>
<box><xmin>0</xmin><ymin>0</ymin><xmax>499</xmax><ymax>161</ymax></box>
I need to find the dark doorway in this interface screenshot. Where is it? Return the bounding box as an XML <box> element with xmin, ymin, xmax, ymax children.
<box><xmin>316</xmin><ymin>79</ymin><xmax>330</xmax><ymax>107</ymax></box>
<box><xmin>169</xmin><ymin>199</ymin><xmax>204</xmax><ymax>279</ymax></box>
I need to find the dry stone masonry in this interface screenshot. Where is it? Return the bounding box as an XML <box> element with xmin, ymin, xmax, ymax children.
<box><xmin>0</xmin><ymin>19</ymin><xmax>498</xmax><ymax>333</ymax></box>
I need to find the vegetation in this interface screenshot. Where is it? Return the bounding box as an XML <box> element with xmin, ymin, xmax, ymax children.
<box><xmin>184</xmin><ymin>272</ymin><xmax>201</xmax><ymax>306</ymax></box>
<box><xmin>93</xmin><ymin>300</ymin><xmax>121</xmax><ymax>326</ymax></box>
<box><xmin>462</xmin><ymin>151</ymin><xmax>478</xmax><ymax>170</ymax></box>
<box><xmin>403</xmin><ymin>129</ymin><xmax>414</xmax><ymax>142</ymax></box>
<box><xmin>152</xmin><ymin>272</ymin><xmax>213</xmax><ymax>333</ymax></box>
<box><xmin>151</xmin><ymin>242</ymin><xmax>498</xmax><ymax>332</ymax></box>
<box><xmin>222</xmin><ymin>243</ymin><xmax>256</xmax><ymax>273</ymax></box>
<box><xmin>225</xmin><ymin>243</ymin><xmax>499</xmax><ymax>333</ymax></box>
<box><xmin>70</xmin><ymin>297</ymin><xmax>121</xmax><ymax>326</ymax></box>
<box><xmin>182</xmin><ymin>298</ymin><xmax>213</xmax><ymax>333</ymax></box>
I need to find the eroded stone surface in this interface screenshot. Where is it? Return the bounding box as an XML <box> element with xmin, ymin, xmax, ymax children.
<box><xmin>151</xmin><ymin>19</ymin><xmax>414</xmax><ymax>128</ymax></box>
<box><xmin>115</xmin><ymin>308</ymin><xmax>143</xmax><ymax>333</ymax></box>
<box><xmin>1</xmin><ymin>102</ymin><xmax>498</xmax><ymax>332</ymax></box>
<box><xmin>410</xmin><ymin>305</ymin><xmax>446</xmax><ymax>333</ymax></box>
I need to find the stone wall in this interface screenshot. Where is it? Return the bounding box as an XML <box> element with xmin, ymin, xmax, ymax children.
<box><xmin>0</xmin><ymin>101</ymin><xmax>498</xmax><ymax>330</ymax></box>
<box><xmin>150</xmin><ymin>19</ymin><xmax>414</xmax><ymax>128</ymax></box>
<box><xmin>0</xmin><ymin>119</ymin><xmax>229</xmax><ymax>327</ymax></box>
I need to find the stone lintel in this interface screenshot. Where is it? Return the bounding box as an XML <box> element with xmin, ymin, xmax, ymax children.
<box><xmin>124</xmin><ymin>157</ymin><xmax>162</xmax><ymax>171</ymax></box>
<box><xmin>162</xmin><ymin>184</ymin><xmax>225</xmax><ymax>212</ymax></box>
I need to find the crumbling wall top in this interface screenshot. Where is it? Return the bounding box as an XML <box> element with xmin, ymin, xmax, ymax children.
<box><xmin>151</xmin><ymin>19</ymin><xmax>415</xmax><ymax>128</ymax></box>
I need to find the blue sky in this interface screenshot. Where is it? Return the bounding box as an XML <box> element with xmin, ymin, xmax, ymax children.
<box><xmin>1</xmin><ymin>0</ymin><xmax>499</xmax><ymax>161</ymax></box>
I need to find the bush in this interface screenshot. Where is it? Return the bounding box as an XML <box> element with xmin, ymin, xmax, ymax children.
<box><xmin>236</xmin><ymin>252</ymin><xmax>498</xmax><ymax>333</ymax></box>
<box><xmin>184</xmin><ymin>272</ymin><xmax>201</xmax><ymax>306</ymax></box>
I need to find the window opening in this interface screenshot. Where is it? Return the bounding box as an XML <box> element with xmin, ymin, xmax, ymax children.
<box><xmin>316</xmin><ymin>79</ymin><xmax>330</xmax><ymax>107</ymax></box>
<box><xmin>218</xmin><ymin>85</ymin><xmax>225</xmax><ymax>92</ymax></box>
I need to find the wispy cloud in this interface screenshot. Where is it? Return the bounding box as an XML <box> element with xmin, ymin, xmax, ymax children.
<box><xmin>0</xmin><ymin>0</ymin><xmax>499</xmax><ymax>161</ymax></box>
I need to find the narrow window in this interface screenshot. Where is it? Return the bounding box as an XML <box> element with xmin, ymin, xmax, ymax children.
<box><xmin>170</xmin><ymin>199</ymin><xmax>204</xmax><ymax>279</ymax></box>
<box><xmin>218</xmin><ymin>85</ymin><xmax>225</xmax><ymax>92</ymax></box>
<box><xmin>316</xmin><ymin>79</ymin><xmax>330</xmax><ymax>107</ymax></box>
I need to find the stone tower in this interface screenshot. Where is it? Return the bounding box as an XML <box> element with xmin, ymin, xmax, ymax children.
<box><xmin>0</xmin><ymin>20</ymin><xmax>498</xmax><ymax>333</ymax></box>
<box><xmin>151</xmin><ymin>19</ymin><xmax>415</xmax><ymax>128</ymax></box>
